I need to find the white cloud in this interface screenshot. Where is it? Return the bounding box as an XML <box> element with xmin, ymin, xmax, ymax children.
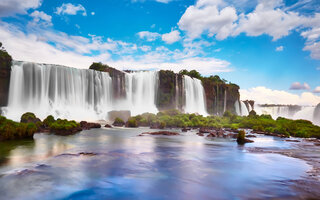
<box><xmin>0</xmin><ymin>0</ymin><xmax>41</xmax><ymax>17</ymax></box>
<box><xmin>91</xmin><ymin>12</ymin><xmax>95</xmax><ymax>16</ymax></box>
<box><xmin>240</xmin><ymin>86</ymin><xmax>320</xmax><ymax>105</ymax></box>
<box><xmin>234</xmin><ymin>1</ymin><xmax>303</xmax><ymax>40</ymax></box>
<box><xmin>314</xmin><ymin>86</ymin><xmax>320</xmax><ymax>93</ymax></box>
<box><xmin>276</xmin><ymin>46</ymin><xmax>284</xmax><ymax>51</ymax></box>
<box><xmin>178</xmin><ymin>0</ymin><xmax>238</xmax><ymax>40</ymax></box>
<box><xmin>0</xmin><ymin>21</ymin><xmax>232</xmax><ymax>75</ymax></box>
<box><xmin>137</xmin><ymin>31</ymin><xmax>161</xmax><ymax>41</ymax></box>
<box><xmin>55</xmin><ymin>3</ymin><xmax>87</xmax><ymax>16</ymax></box>
<box><xmin>290</xmin><ymin>82</ymin><xmax>310</xmax><ymax>90</ymax></box>
<box><xmin>162</xmin><ymin>30</ymin><xmax>181</xmax><ymax>44</ymax></box>
<box><xmin>29</xmin><ymin>11</ymin><xmax>52</xmax><ymax>27</ymax></box>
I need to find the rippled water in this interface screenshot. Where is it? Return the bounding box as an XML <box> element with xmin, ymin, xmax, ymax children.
<box><xmin>0</xmin><ymin>128</ymin><xmax>310</xmax><ymax>200</ymax></box>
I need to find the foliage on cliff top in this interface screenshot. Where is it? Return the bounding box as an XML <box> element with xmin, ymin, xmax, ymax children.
<box><xmin>178</xmin><ymin>69</ymin><xmax>239</xmax><ymax>88</ymax></box>
<box><xmin>0</xmin><ymin>42</ymin><xmax>12</xmax><ymax>69</ymax></box>
<box><xmin>0</xmin><ymin>116</ymin><xmax>37</xmax><ymax>141</ymax></box>
<box><xmin>130</xmin><ymin>109</ymin><xmax>320</xmax><ymax>139</ymax></box>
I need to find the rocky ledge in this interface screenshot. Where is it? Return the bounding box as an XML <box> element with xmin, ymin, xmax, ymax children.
<box><xmin>139</xmin><ymin>131</ymin><xmax>180</xmax><ymax>136</ymax></box>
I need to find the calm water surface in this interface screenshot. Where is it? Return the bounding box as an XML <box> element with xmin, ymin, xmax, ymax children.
<box><xmin>0</xmin><ymin>128</ymin><xmax>310</xmax><ymax>200</ymax></box>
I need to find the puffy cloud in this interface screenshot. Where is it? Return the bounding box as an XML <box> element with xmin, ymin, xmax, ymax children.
<box><xmin>91</xmin><ymin>12</ymin><xmax>95</xmax><ymax>16</ymax></box>
<box><xmin>290</xmin><ymin>82</ymin><xmax>310</xmax><ymax>90</ymax></box>
<box><xmin>234</xmin><ymin>1</ymin><xmax>303</xmax><ymax>40</ymax></box>
<box><xmin>0</xmin><ymin>21</ymin><xmax>232</xmax><ymax>74</ymax></box>
<box><xmin>240</xmin><ymin>86</ymin><xmax>320</xmax><ymax>105</ymax></box>
<box><xmin>55</xmin><ymin>3</ymin><xmax>87</xmax><ymax>16</ymax></box>
<box><xmin>137</xmin><ymin>31</ymin><xmax>161</xmax><ymax>41</ymax></box>
<box><xmin>178</xmin><ymin>0</ymin><xmax>238</xmax><ymax>40</ymax></box>
<box><xmin>314</xmin><ymin>86</ymin><xmax>320</xmax><ymax>93</ymax></box>
<box><xmin>29</xmin><ymin>11</ymin><xmax>52</xmax><ymax>27</ymax></box>
<box><xmin>275</xmin><ymin>46</ymin><xmax>283</xmax><ymax>51</ymax></box>
<box><xmin>162</xmin><ymin>30</ymin><xmax>181</xmax><ymax>44</ymax></box>
<box><xmin>0</xmin><ymin>0</ymin><xmax>41</xmax><ymax>17</ymax></box>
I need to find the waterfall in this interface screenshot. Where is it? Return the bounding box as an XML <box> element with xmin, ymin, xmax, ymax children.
<box><xmin>223</xmin><ymin>90</ymin><xmax>227</xmax><ymax>113</ymax></box>
<box><xmin>3</xmin><ymin>61</ymin><xmax>159</xmax><ymax>121</ymax></box>
<box><xmin>183</xmin><ymin>75</ymin><xmax>207</xmax><ymax>116</ymax></box>
<box><xmin>234</xmin><ymin>100</ymin><xmax>249</xmax><ymax>116</ymax></box>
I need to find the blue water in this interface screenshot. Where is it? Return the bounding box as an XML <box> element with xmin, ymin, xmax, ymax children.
<box><xmin>0</xmin><ymin>128</ymin><xmax>310</xmax><ymax>199</ymax></box>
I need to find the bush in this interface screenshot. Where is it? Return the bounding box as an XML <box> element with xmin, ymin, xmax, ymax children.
<box><xmin>127</xmin><ymin>117</ymin><xmax>138</xmax><ymax>127</ymax></box>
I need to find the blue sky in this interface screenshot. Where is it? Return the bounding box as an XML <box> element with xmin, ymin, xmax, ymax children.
<box><xmin>0</xmin><ymin>0</ymin><xmax>319</xmax><ymax>105</ymax></box>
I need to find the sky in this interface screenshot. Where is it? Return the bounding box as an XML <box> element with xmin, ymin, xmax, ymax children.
<box><xmin>0</xmin><ymin>0</ymin><xmax>319</xmax><ymax>105</ymax></box>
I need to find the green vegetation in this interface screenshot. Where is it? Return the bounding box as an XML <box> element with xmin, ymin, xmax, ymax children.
<box><xmin>0</xmin><ymin>115</ymin><xmax>37</xmax><ymax>141</ymax></box>
<box><xmin>89</xmin><ymin>62</ymin><xmax>110</xmax><ymax>72</ymax></box>
<box><xmin>49</xmin><ymin>119</ymin><xmax>80</xmax><ymax>131</ymax></box>
<box><xmin>130</xmin><ymin>109</ymin><xmax>320</xmax><ymax>139</ymax></box>
<box><xmin>126</xmin><ymin>117</ymin><xmax>138</xmax><ymax>127</ymax></box>
<box><xmin>113</xmin><ymin>117</ymin><xmax>125</xmax><ymax>126</ymax></box>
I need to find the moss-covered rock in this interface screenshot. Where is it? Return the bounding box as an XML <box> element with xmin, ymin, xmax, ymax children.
<box><xmin>113</xmin><ymin>117</ymin><xmax>125</xmax><ymax>127</ymax></box>
<box><xmin>126</xmin><ymin>117</ymin><xmax>138</xmax><ymax>127</ymax></box>
<box><xmin>0</xmin><ymin>115</ymin><xmax>37</xmax><ymax>141</ymax></box>
<box><xmin>20</xmin><ymin>112</ymin><xmax>41</xmax><ymax>124</ymax></box>
<box><xmin>49</xmin><ymin>119</ymin><xmax>81</xmax><ymax>135</ymax></box>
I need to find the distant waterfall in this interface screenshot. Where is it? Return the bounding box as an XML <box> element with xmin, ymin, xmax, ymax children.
<box><xmin>236</xmin><ymin>102</ymin><xmax>320</xmax><ymax>126</ymax></box>
<box><xmin>4</xmin><ymin>61</ymin><xmax>158</xmax><ymax>121</ymax></box>
<box><xmin>183</xmin><ymin>76</ymin><xmax>207</xmax><ymax>116</ymax></box>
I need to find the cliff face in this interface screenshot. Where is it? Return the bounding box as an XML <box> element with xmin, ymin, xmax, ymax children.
<box><xmin>89</xmin><ymin>62</ymin><xmax>126</xmax><ymax>99</ymax></box>
<box><xmin>156</xmin><ymin>70</ymin><xmax>184</xmax><ymax>111</ymax></box>
<box><xmin>202</xmin><ymin>80</ymin><xmax>240</xmax><ymax>115</ymax></box>
<box><xmin>0</xmin><ymin>48</ymin><xmax>12</xmax><ymax>107</ymax></box>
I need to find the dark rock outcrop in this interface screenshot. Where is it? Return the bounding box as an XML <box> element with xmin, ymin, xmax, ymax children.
<box><xmin>0</xmin><ymin>45</ymin><xmax>12</xmax><ymax>107</ymax></box>
<box><xmin>80</xmin><ymin>121</ymin><xmax>101</xmax><ymax>130</ymax></box>
<box><xmin>89</xmin><ymin>62</ymin><xmax>126</xmax><ymax>99</ymax></box>
<box><xmin>156</xmin><ymin>70</ymin><xmax>184</xmax><ymax>111</ymax></box>
<box><xmin>139</xmin><ymin>131</ymin><xmax>180</xmax><ymax>136</ymax></box>
<box><xmin>104</xmin><ymin>124</ymin><xmax>112</xmax><ymax>128</ymax></box>
<box><xmin>237</xmin><ymin>130</ymin><xmax>254</xmax><ymax>144</ymax></box>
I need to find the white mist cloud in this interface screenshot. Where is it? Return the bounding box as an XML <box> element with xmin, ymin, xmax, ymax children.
<box><xmin>240</xmin><ymin>86</ymin><xmax>320</xmax><ymax>105</ymax></box>
<box><xmin>276</xmin><ymin>46</ymin><xmax>284</xmax><ymax>51</ymax></box>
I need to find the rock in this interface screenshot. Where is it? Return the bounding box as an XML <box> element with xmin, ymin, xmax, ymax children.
<box><xmin>285</xmin><ymin>139</ymin><xmax>300</xmax><ymax>142</ymax></box>
<box><xmin>237</xmin><ymin>130</ymin><xmax>254</xmax><ymax>144</ymax></box>
<box><xmin>139</xmin><ymin>131</ymin><xmax>179</xmax><ymax>136</ymax></box>
<box><xmin>53</xmin><ymin>126</ymin><xmax>83</xmax><ymax>136</ymax></box>
<box><xmin>112</xmin><ymin>117</ymin><xmax>125</xmax><ymax>127</ymax></box>
<box><xmin>80</xmin><ymin>121</ymin><xmax>101</xmax><ymax>130</ymax></box>
<box><xmin>197</xmin><ymin>132</ymin><xmax>204</xmax><ymax>136</ymax></box>
<box><xmin>199</xmin><ymin>127</ymin><xmax>212</xmax><ymax>133</ymax></box>
<box><xmin>207</xmin><ymin>132</ymin><xmax>217</xmax><ymax>137</ymax></box>
<box><xmin>20</xmin><ymin>112</ymin><xmax>41</xmax><ymax>124</ymax></box>
<box><xmin>246</xmin><ymin>134</ymin><xmax>257</xmax><ymax>138</ymax></box>
<box><xmin>108</xmin><ymin>110</ymin><xmax>131</xmax><ymax>122</ymax></box>
<box><xmin>104</xmin><ymin>124</ymin><xmax>112</xmax><ymax>128</ymax></box>
<box><xmin>182</xmin><ymin>127</ymin><xmax>191</xmax><ymax>132</ymax></box>
<box><xmin>0</xmin><ymin>46</ymin><xmax>12</xmax><ymax>107</ymax></box>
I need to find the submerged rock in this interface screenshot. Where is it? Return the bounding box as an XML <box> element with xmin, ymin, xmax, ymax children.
<box><xmin>197</xmin><ymin>132</ymin><xmax>204</xmax><ymax>136</ymax></box>
<box><xmin>104</xmin><ymin>124</ymin><xmax>112</xmax><ymax>128</ymax></box>
<box><xmin>139</xmin><ymin>131</ymin><xmax>180</xmax><ymax>136</ymax></box>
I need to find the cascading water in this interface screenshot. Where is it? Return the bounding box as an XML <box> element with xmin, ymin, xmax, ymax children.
<box><xmin>235</xmin><ymin>100</ymin><xmax>249</xmax><ymax>116</ymax></box>
<box><xmin>183</xmin><ymin>75</ymin><xmax>207</xmax><ymax>116</ymax></box>
<box><xmin>3</xmin><ymin>61</ymin><xmax>159</xmax><ymax>121</ymax></box>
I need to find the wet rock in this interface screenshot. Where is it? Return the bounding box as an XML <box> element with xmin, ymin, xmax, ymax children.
<box><xmin>80</xmin><ymin>121</ymin><xmax>101</xmax><ymax>130</ymax></box>
<box><xmin>246</xmin><ymin>135</ymin><xmax>257</xmax><ymax>138</ymax></box>
<box><xmin>104</xmin><ymin>124</ymin><xmax>112</xmax><ymax>128</ymax></box>
<box><xmin>20</xmin><ymin>112</ymin><xmax>41</xmax><ymax>124</ymax></box>
<box><xmin>237</xmin><ymin>130</ymin><xmax>254</xmax><ymax>145</ymax></box>
<box><xmin>197</xmin><ymin>132</ymin><xmax>204</xmax><ymax>136</ymax></box>
<box><xmin>182</xmin><ymin>127</ymin><xmax>191</xmax><ymax>132</ymax></box>
<box><xmin>207</xmin><ymin>132</ymin><xmax>217</xmax><ymax>137</ymax></box>
<box><xmin>139</xmin><ymin>131</ymin><xmax>180</xmax><ymax>136</ymax></box>
<box><xmin>285</xmin><ymin>139</ymin><xmax>300</xmax><ymax>142</ymax></box>
<box><xmin>199</xmin><ymin>127</ymin><xmax>212</xmax><ymax>133</ymax></box>
<box><xmin>112</xmin><ymin>117</ymin><xmax>125</xmax><ymax>127</ymax></box>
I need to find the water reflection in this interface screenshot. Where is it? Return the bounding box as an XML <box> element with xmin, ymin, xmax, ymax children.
<box><xmin>0</xmin><ymin>128</ymin><xmax>311</xmax><ymax>200</ymax></box>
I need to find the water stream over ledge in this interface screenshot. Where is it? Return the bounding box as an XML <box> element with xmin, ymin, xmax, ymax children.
<box><xmin>0</xmin><ymin>128</ymin><xmax>312</xmax><ymax>199</ymax></box>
